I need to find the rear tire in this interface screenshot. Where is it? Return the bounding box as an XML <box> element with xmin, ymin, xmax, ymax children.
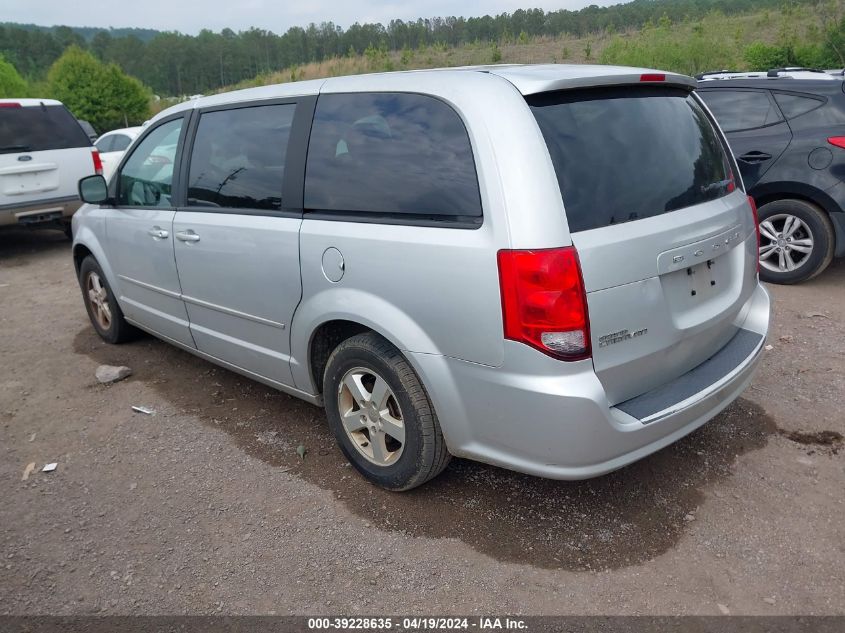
<box><xmin>78</xmin><ymin>256</ymin><xmax>138</xmax><ymax>344</ymax></box>
<box><xmin>757</xmin><ymin>199</ymin><xmax>834</xmax><ymax>284</ymax></box>
<box><xmin>323</xmin><ymin>332</ymin><xmax>450</xmax><ymax>491</ymax></box>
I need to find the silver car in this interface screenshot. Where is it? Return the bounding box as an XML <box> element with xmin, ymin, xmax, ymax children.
<box><xmin>73</xmin><ymin>64</ymin><xmax>770</xmax><ymax>490</ymax></box>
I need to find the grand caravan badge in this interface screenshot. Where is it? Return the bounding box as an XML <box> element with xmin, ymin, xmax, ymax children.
<box><xmin>598</xmin><ymin>327</ymin><xmax>648</xmax><ymax>347</ymax></box>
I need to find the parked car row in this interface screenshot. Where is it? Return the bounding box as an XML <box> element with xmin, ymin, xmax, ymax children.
<box><xmin>72</xmin><ymin>64</ymin><xmax>769</xmax><ymax>489</ymax></box>
<box><xmin>3</xmin><ymin>63</ymin><xmax>839</xmax><ymax>489</ymax></box>
<box><xmin>0</xmin><ymin>98</ymin><xmax>145</xmax><ymax>235</ymax></box>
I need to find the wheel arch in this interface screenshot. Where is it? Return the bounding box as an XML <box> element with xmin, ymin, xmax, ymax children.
<box><xmin>71</xmin><ymin>230</ymin><xmax>122</xmax><ymax>297</ymax></box>
<box><xmin>750</xmin><ymin>181</ymin><xmax>845</xmax><ymax>258</ymax></box>
<box><xmin>750</xmin><ymin>182</ymin><xmax>834</xmax><ymax>213</ymax></box>
<box><xmin>290</xmin><ymin>289</ymin><xmax>443</xmax><ymax>396</ymax></box>
<box><xmin>307</xmin><ymin>319</ymin><xmax>372</xmax><ymax>395</ymax></box>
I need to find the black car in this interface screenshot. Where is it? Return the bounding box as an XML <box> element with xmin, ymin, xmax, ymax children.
<box><xmin>697</xmin><ymin>70</ymin><xmax>845</xmax><ymax>283</ymax></box>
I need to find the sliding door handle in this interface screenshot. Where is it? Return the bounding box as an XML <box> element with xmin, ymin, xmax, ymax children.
<box><xmin>175</xmin><ymin>230</ymin><xmax>200</xmax><ymax>243</ymax></box>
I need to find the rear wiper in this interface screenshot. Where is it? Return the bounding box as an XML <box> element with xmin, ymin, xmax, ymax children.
<box><xmin>0</xmin><ymin>145</ymin><xmax>31</xmax><ymax>152</ymax></box>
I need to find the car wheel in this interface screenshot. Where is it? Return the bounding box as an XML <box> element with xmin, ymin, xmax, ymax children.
<box><xmin>323</xmin><ymin>332</ymin><xmax>450</xmax><ymax>491</ymax></box>
<box><xmin>757</xmin><ymin>199</ymin><xmax>835</xmax><ymax>284</ymax></box>
<box><xmin>78</xmin><ymin>255</ymin><xmax>138</xmax><ymax>344</ymax></box>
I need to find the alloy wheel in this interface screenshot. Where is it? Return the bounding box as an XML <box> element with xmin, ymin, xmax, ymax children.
<box><xmin>758</xmin><ymin>213</ymin><xmax>814</xmax><ymax>273</ymax></box>
<box><xmin>337</xmin><ymin>367</ymin><xmax>405</xmax><ymax>466</ymax></box>
<box><xmin>86</xmin><ymin>271</ymin><xmax>112</xmax><ymax>330</ymax></box>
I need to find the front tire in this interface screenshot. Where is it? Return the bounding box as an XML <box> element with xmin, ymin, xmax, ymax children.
<box><xmin>78</xmin><ymin>256</ymin><xmax>138</xmax><ymax>344</ymax></box>
<box><xmin>323</xmin><ymin>332</ymin><xmax>450</xmax><ymax>491</ymax></box>
<box><xmin>757</xmin><ymin>199</ymin><xmax>834</xmax><ymax>284</ymax></box>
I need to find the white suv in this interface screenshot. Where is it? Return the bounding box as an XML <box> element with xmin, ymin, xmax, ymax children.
<box><xmin>0</xmin><ymin>98</ymin><xmax>101</xmax><ymax>236</ymax></box>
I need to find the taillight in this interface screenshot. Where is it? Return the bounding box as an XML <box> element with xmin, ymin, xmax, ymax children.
<box><xmin>91</xmin><ymin>150</ymin><xmax>103</xmax><ymax>175</ymax></box>
<box><xmin>748</xmin><ymin>195</ymin><xmax>760</xmax><ymax>274</ymax></box>
<box><xmin>0</xmin><ymin>102</ymin><xmax>22</xmax><ymax>108</ymax></box>
<box><xmin>828</xmin><ymin>136</ymin><xmax>845</xmax><ymax>149</ymax></box>
<box><xmin>497</xmin><ymin>246</ymin><xmax>591</xmax><ymax>361</ymax></box>
<box><xmin>640</xmin><ymin>73</ymin><xmax>666</xmax><ymax>82</ymax></box>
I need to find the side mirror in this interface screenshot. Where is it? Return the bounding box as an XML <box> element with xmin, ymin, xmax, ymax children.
<box><xmin>78</xmin><ymin>175</ymin><xmax>110</xmax><ymax>205</ymax></box>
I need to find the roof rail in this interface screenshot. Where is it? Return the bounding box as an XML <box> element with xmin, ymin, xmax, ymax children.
<box><xmin>697</xmin><ymin>68</ymin><xmax>839</xmax><ymax>82</ymax></box>
<box><xmin>695</xmin><ymin>70</ymin><xmax>739</xmax><ymax>79</ymax></box>
<box><xmin>766</xmin><ymin>67</ymin><xmax>827</xmax><ymax>77</ymax></box>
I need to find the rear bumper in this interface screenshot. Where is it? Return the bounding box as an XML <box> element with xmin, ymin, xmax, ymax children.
<box><xmin>0</xmin><ymin>195</ymin><xmax>81</xmax><ymax>228</ymax></box>
<box><xmin>412</xmin><ymin>282</ymin><xmax>770</xmax><ymax>480</ymax></box>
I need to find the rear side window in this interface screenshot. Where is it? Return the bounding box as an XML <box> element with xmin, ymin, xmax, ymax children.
<box><xmin>773</xmin><ymin>92</ymin><xmax>825</xmax><ymax>119</ymax></box>
<box><xmin>111</xmin><ymin>134</ymin><xmax>133</xmax><ymax>152</ymax></box>
<box><xmin>528</xmin><ymin>87</ymin><xmax>733</xmax><ymax>233</ymax></box>
<box><xmin>697</xmin><ymin>90</ymin><xmax>782</xmax><ymax>132</ymax></box>
<box><xmin>305</xmin><ymin>93</ymin><xmax>482</xmax><ymax>219</ymax></box>
<box><xmin>94</xmin><ymin>136</ymin><xmax>113</xmax><ymax>153</ymax></box>
<box><xmin>187</xmin><ymin>104</ymin><xmax>295</xmax><ymax>211</ymax></box>
<box><xmin>0</xmin><ymin>104</ymin><xmax>91</xmax><ymax>154</ymax></box>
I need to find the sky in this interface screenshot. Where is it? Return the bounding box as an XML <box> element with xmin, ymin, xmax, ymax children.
<box><xmin>2</xmin><ymin>0</ymin><xmax>621</xmax><ymax>34</ymax></box>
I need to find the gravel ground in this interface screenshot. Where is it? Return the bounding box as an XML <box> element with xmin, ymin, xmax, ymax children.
<box><xmin>0</xmin><ymin>228</ymin><xmax>843</xmax><ymax>616</ymax></box>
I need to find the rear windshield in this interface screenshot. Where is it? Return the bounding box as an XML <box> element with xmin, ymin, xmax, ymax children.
<box><xmin>0</xmin><ymin>104</ymin><xmax>91</xmax><ymax>154</ymax></box>
<box><xmin>527</xmin><ymin>87</ymin><xmax>733</xmax><ymax>233</ymax></box>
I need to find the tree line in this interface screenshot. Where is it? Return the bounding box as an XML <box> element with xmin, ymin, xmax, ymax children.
<box><xmin>0</xmin><ymin>0</ymin><xmax>822</xmax><ymax>97</ymax></box>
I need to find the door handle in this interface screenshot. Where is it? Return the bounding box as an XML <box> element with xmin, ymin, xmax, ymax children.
<box><xmin>147</xmin><ymin>226</ymin><xmax>169</xmax><ymax>239</ymax></box>
<box><xmin>738</xmin><ymin>151</ymin><xmax>772</xmax><ymax>163</ymax></box>
<box><xmin>175</xmin><ymin>230</ymin><xmax>200</xmax><ymax>243</ymax></box>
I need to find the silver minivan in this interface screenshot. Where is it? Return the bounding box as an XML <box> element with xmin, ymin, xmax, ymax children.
<box><xmin>73</xmin><ymin>64</ymin><xmax>770</xmax><ymax>490</ymax></box>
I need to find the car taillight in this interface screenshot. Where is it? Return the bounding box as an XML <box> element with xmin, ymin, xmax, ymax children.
<box><xmin>748</xmin><ymin>195</ymin><xmax>760</xmax><ymax>274</ymax></box>
<box><xmin>497</xmin><ymin>246</ymin><xmax>591</xmax><ymax>361</ymax></box>
<box><xmin>0</xmin><ymin>102</ymin><xmax>22</xmax><ymax>108</ymax></box>
<box><xmin>640</xmin><ymin>73</ymin><xmax>666</xmax><ymax>82</ymax></box>
<box><xmin>827</xmin><ymin>136</ymin><xmax>845</xmax><ymax>149</ymax></box>
<box><xmin>726</xmin><ymin>169</ymin><xmax>736</xmax><ymax>193</ymax></box>
<box><xmin>91</xmin><ymin>150</ymin><xmax>103</xmax><ymax>176</ymax></box>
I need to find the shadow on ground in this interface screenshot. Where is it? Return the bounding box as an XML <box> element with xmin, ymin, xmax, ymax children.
<box><xmin>75</xmin><ymin>326</ymin><xmax>779</xmax><ymax>571</ymax></box>
<box><xmin>0</xmin><ymin>228</ymin><xmax>70</xmax><ymax>263</ymax></box>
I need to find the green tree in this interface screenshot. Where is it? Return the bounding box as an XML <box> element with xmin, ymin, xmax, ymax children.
<box><xmin>743</xmin><ymin>41</ymin><xmax>791</xmax><ymax>69</ymax></box>
<box><xmin>0</xmin><ymin>54</ymin><xmax>27</xmax><ymax>97</ymax></box>
<box><xmin>490</xmin><ymin>43</ymin><xmax>502</xmax><ymax>63</ymax></box>
<box><xmin>47</xmin><ymin>46</ymin><xmax>149</xmax><ymax>131</ymax></box>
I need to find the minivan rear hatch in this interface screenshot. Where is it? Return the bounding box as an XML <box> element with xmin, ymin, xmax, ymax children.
<box><xmin>527</xmin><ymin>84</ymin><xmax>759</xmax><ymax>405</ymax></box>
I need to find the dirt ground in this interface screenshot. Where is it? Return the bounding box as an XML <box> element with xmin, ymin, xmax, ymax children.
<box><xmin>1</xmin><ymin>228</ymin><xmax>843</xmax><ymax>616</ymax></box>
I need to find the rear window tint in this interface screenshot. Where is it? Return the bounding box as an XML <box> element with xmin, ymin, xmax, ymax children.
<box><xmin>305</xmin><ymin>93</ymin><xmax>482</xmax><ymax>219</ymax></box>
<box><xmin>528</xmin><ymin>87</ymin><xmax>733</xmax><ymax>233</ymax></box>
<box><xmin>697</xmin><ymin>90</ymin><xmax>782</xmax><ymax>132</ymax></box>
<box><xmin>0</xmin><ymin>104</ymin><xmax>91</xmax><ymax>154</ymax></box>
<box><xmin>773</xmin><ymin>92</ymin><xmax>825</xmax><ymax>119</ymax></box>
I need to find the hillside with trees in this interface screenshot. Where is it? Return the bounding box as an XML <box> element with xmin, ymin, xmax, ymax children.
<box><xmin>0</xmin><ymin>0</ymin><xmax>840</xmax><ymax>98</ymax></box>
<box><xmin>0</xmin><ymin>0</ymin><xmax>843</xmax><ymax>132</ymax></box>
